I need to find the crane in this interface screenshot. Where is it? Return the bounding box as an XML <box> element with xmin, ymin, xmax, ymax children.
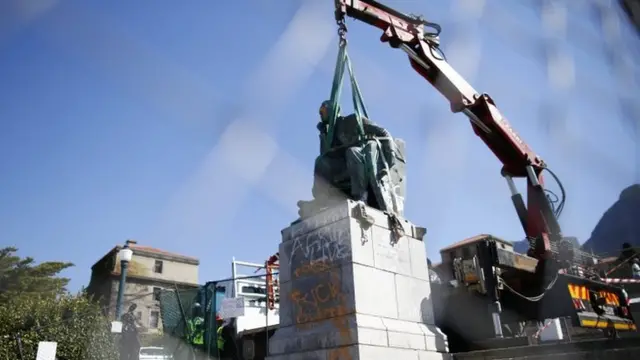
<box><xmin>335</xmin><ymin>0</ymin><xmax>561</xmax><ymax>263</ymax></box>
<box><xmin>332</xmin><ymin>0</ymin><xmax>636</xmax><ymax>341</ymax></box>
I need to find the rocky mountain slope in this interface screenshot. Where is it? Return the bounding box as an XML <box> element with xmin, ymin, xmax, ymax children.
<box><xmin>582</xmin><ymin>184</ymin><xmax>640</xmax><ymax>255</ymax></box>
<box><xmin>512</xmin><ymin>236</ymin><xmax>579</xmax><ymax>255</ymax></box>
<box><xmin>510</xmin><ymin>184</ymin><xmax>639</xmax><ymax>256</ymax></box>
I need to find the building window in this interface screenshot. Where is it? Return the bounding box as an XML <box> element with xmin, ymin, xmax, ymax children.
<box><xmin>462</xmin><ymin>247</ymin><xmax>471</xmax><ymax>258</ymax></box>
<box><xmin>149</xmin><ymin>311</ymin><xmax>160</xmax><ymax>329</ymax></box>
<box><xmin>154</xmin><ymin>260</ymin><xmax>163</xmax><ymax>274</ymax></box>
<box><xmin>136</xmin><ymin>311</ymin><xmax>142</xmax><ymax>321</ymax></box>
<box><xmin>500</xmin><ymin>243</ymin><xmax>506</xmax><ymax>249</ymax></box>
<box><xmin>153</xmin><ymin>287</ymin><xmax>162</xmax><ymax>301</ymax></box>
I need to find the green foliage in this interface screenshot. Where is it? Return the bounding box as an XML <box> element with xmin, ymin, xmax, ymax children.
<box><xmin>0</xmin><ymin>247</ymin><xmax>118</xmax><ymax>360</ymax></box>
<box><xmin>0</xmin><ymin>293</ymin><xmax>119</xmax><ymax>360</ymax></box>
<box><xmin>0</xmin><ymin>247</ymin><xmax>73</xmax><ymax>304</ymax></box>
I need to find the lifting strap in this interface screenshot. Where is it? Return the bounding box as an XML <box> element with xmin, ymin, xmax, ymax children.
<box><xmin>323</xmin><ymin>42</ymin><xmax>368</xmax><ymax>154</ymax></box>
<box><xmin>321</xmin><ymin>39</ymin><xmax>402</xmax><ymax>221</ymax></box>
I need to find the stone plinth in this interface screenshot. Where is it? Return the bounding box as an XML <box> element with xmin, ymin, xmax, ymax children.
<box><xmin>267</xmin><ymin>200</ymin><xmax>448</xmax><ymax>360</ymax></box>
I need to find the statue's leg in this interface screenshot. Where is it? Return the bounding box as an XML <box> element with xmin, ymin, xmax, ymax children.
<box><xmin>311</xmin><ymin>156</ymin><xmax>348</xmax><ymax>201</ymax></box>
<box><xmin>362</xmin><ymin>141</ymin><xmax>380</xmax><ymax>180</ymax></box>
<box><xmin>311</xmin><ymin>156</ymin><xmax>332</xmax><ymax>200</ymax></box>
<box><xmin>345</xmin><ymin>146</ymin><xmax>368</xmax><ymax>202</ymax></box>
<box><xmin>363</xmin><ymin>141</ymin><xmax>394</xmax><ymax>213</ymax></box>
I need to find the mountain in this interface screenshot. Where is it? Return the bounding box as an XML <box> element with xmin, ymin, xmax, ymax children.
<box><xmin>513</xmin><ymin>239</ymin><xmax>528</xmax><ymax>254</ymax></box>
<box><xmin>509</xmin><ymin>185</ymin><xmax>640</xmax><ymax>259</ymax></box>
<box><xmin>582</xmin><ymin>184</ymin><xmax>640</xmax><ymax>255</ymax></box>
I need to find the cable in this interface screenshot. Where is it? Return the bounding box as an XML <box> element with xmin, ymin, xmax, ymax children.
<box><xmin>422</xmin><ymin>20</ymin><xmax>447</xmax><ymax>61</ymax></box>
<box><xmin>543</xmin><ymin>167</ymin><xmax>567</xmax><ymax>219</ymax></box>
<box><xmin>498</xmin><ymin>272</ymin><xmax>559</xmax><ymax>303</ymax></box>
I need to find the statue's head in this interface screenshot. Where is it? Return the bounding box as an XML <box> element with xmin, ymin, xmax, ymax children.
<box><xmin>319</xmin><ymin>100</ymin><xmax>339</xmax><ymax>123</ymax></box>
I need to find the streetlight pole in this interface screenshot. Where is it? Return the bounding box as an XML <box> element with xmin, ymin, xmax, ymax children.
<box><xmin>115</xmin><ymin>243</ymin><xmax>134</xmax><ymax>320</ymax></box>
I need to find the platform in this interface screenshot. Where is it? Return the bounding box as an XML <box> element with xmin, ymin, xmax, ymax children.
<box><xmin>267</xmin><ymin>200</ymin><xmax>448</xmax><ymax>360</ymax></box>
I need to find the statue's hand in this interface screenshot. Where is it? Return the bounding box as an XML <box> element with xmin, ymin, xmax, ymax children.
<box><xmin>316</xmin><ymin>122</ymin><xmax>327</xmax><ymax>134</ymax></box>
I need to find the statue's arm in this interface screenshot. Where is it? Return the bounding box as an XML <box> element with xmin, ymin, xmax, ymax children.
<box><xmin>317</xmin><ymin>121</ymin><xmax>328</xmax><ymax>154</ymax></box>
<box><xmin>361</xmin><ymin>117</ymin><xmax>392</xmax><ymax>138</ymax></box>
<box><xmin>361</xmin><ymin>117</ymin><xmax>398</xmax><ymax>167</ymax></box>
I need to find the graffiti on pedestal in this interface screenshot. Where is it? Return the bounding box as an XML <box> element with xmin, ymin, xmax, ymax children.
<box><xmin>288</xmin><ymin>223</ymin><xmax>352</xmax><ymax>273</ymax></box>
<box><xmin>290</xmin><ymin>260</ymin><xmax>353</xmax><ymax>360</ymax></box>
<box><xmin>291</xmin><ymin>262</ymin><xmax>347</xmax><ymax>324</ymax></box>
<box><xmin>286</xmin><ymin>221</ymin><xmax>355</xmax><ymax>359</ymax></box>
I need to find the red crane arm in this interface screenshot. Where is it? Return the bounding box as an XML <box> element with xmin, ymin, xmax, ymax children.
<box><xmin>335</xmin><ymin>0</ymin><xmax>563</xmax><ymax>257</ymax></box>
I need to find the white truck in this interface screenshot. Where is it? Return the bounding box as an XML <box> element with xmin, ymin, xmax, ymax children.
<box><xmin>216</xmin><ymin>258</ymin><xmax>280</xmax><ymax>359</ymax></box>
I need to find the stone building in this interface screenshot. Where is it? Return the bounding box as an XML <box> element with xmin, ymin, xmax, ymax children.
<box><xmin>87</xmin><ymin>239</ymin><xmax>200</xmax><ymax>334</ymax></box>
<box><xmin>440</xmin><ymin>234</ymin><xmax>513</xmax><ymax>265</ymax></box>
<box><xmin>437</xmin><ymin>234</ymin><xmax>513</xmax><ymax>281</ymax></box>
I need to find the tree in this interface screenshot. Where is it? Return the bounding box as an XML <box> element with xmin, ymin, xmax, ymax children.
<box><xmin>0</xmin><ymin>247</ymin><xmax>73</xmax><ymax>303</ymax></box>
<box><xmin>0</xmin><ymin>294</ymin><xmax>118</xmax><ymax>360</ymax></box>
<box><xmin>0</xmin><ymin>247</ymin><xmax>118</xmax><ymax>360</ymax></box>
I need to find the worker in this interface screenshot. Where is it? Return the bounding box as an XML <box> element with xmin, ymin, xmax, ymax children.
<box><xmin>187</xmin><ymin>303</ymin><xmax>205</xmax><ymax>359</ymax></box>
<box><xmin>632</xmin><ymin>258</ymin><xmax>640</xmax><ymax>279</ymax></box>
<box><xmin>120</xmin><ymin>304</ymin><xmax>141</xmax><ymax>360</ymax></box>
<box><xmin>216</xmin><ymin>314</ymin><xmax>238</xmax><ymax>359</ymax></box>
<box><xmin>215</xmin><ymin>315</ymin><xmax>225</xmax><ymax>352</ymax></box>
<box><xmin>317</xmin><ymin>100</ymin><xmax>399</xmax><ymax>212</ymax></box>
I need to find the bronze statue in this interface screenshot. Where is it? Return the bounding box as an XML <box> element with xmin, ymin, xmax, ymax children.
<box><xmin>297</xmin><ymin>101</ymin><xmax>406</xmax><ymax>220</ymax></box>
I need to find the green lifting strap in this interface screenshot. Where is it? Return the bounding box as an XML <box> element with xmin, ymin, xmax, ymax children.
<box><xmin>345</xmin><ymin>52</ymin><xmax>368</xmax><ymax>124</ymax></box>
<box><xmin>323</xmin><ymin>42</ymin><xmax>369</xmax><ymax>155</ymax></box>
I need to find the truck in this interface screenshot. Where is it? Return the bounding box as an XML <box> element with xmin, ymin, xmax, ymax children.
<box><xmin>326</xmin><ymin>0</ymin><xmax>637</xmax><ymax>348</ymax></box>
<box><xmin>162</xmin><ymin>0</ymin><xmax>638</xmax><ymax>357</ymax></box>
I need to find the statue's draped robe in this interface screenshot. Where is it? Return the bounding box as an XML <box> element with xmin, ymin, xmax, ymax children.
<box><xmin>301</xmin><ymin>114</ymin><xmax>406</xmax><ymax>218</ymax></box>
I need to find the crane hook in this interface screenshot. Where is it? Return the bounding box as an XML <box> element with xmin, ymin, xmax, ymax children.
<box><xmin>337</xmin><ymin>17</ymin><xmax>348</xmax><ymax>47</ymax></box>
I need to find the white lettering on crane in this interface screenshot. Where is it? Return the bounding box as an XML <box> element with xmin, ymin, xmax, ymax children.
<box><xmin>498</xmin><ymin>115</ymin><xmax>525</xmax><ymax>149</ymax></box>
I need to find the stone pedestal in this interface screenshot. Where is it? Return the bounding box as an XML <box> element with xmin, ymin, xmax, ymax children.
<box><xmin>267</xmin><ymin>200</ymin><xmax>449</xmax><ymax>360</ymax></box>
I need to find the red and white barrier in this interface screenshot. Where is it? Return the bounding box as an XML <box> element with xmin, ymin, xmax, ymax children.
<box><xmin>603</xmin><ymin>278</ymin><xmax>640</xmax><ymax>284</ymax></box>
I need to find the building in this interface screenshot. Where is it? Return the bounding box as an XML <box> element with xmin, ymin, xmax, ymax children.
<box><xmin>437</xmin><ymin>234</ymin><xmax>513</xmax><ymax>281</ymax></box>
<box><xmin>87</xmin><ymin>239</ymin><xmax>200</xmax><ymax>334</ymax></box>
<box><xmin>440</xmin><ymin>234</ymin><xmax>513</xmax><ymax>265</ymax></box>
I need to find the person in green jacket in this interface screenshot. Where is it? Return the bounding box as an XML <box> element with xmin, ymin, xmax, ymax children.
<box><xmin>215</xmin><ymin>314</ymin><xmax>226</xmax><ymax>356</ymax></box>
<box><xmin>187</xmin><ymin>303</ymin><xmax>205</xmax><ymax>359</ymax></box>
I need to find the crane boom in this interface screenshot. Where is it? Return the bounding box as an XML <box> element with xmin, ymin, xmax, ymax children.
<box><xmin>335</xmin><ymin>0</ymin><xmax>563</xmax><ymax>259</ymax></box>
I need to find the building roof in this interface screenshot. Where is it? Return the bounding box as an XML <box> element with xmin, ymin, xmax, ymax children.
<box><xmin>91</xmin><ymin>240</ymin><xmax>199</xmax><ymax>270</ymax></box>
<box><xmin>440</xmin><ymin>234</ymin><xmax>511</xmax><ymax>252</ymax></box>
<box><xmin>123</xmin><ymin>242</ymin><xmax>199</xmax><ymax>262</ymax></box>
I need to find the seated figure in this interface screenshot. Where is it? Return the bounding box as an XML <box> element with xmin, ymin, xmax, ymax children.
<box><xmin>297</xmin><ymin>101</ymin><xmax>406</xmax><ymax>219</ymax></box>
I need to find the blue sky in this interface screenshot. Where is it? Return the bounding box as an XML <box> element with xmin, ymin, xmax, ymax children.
<box><xmin>1</xmin><ymin>0</ymin><xmax>638</xmax><ymax>292</ymax></box>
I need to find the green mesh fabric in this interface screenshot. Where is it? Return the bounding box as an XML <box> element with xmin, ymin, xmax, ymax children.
<box><xmin>158</xmin><ymin>288</ymin><xmax>200</xmax><ymax>339</ymax></box>
<box><xmin>158</xmin><ymin>284</ymin><xmax>228</xmax><ymax>357</ymax></box>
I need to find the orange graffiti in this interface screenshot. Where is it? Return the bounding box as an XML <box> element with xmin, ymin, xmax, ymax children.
<box><xmin>294</xmin><ymin>261</ymin><xmax>332</xmax><ymax>278</ymax></box>
<box><xmin>290</xmin><ymin>269</ymin><xmax>345</xmax><ymax>323</ymax></box>
<box><xmin>291</xmin><ymin>261</ymin><xmax>353</xmax><ymax>360</ymax></box>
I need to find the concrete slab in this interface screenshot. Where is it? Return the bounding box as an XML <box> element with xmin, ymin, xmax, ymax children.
<box><xmin>267</xmin><ymin>200</ymin><xmax>448</xmax><ymax>360</ymax></box>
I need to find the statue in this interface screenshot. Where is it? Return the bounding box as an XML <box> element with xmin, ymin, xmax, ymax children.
<box><xmin>297</xmin><ymin>100</ymin><xmax>407</xmax><ymax>220</ymax></box>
